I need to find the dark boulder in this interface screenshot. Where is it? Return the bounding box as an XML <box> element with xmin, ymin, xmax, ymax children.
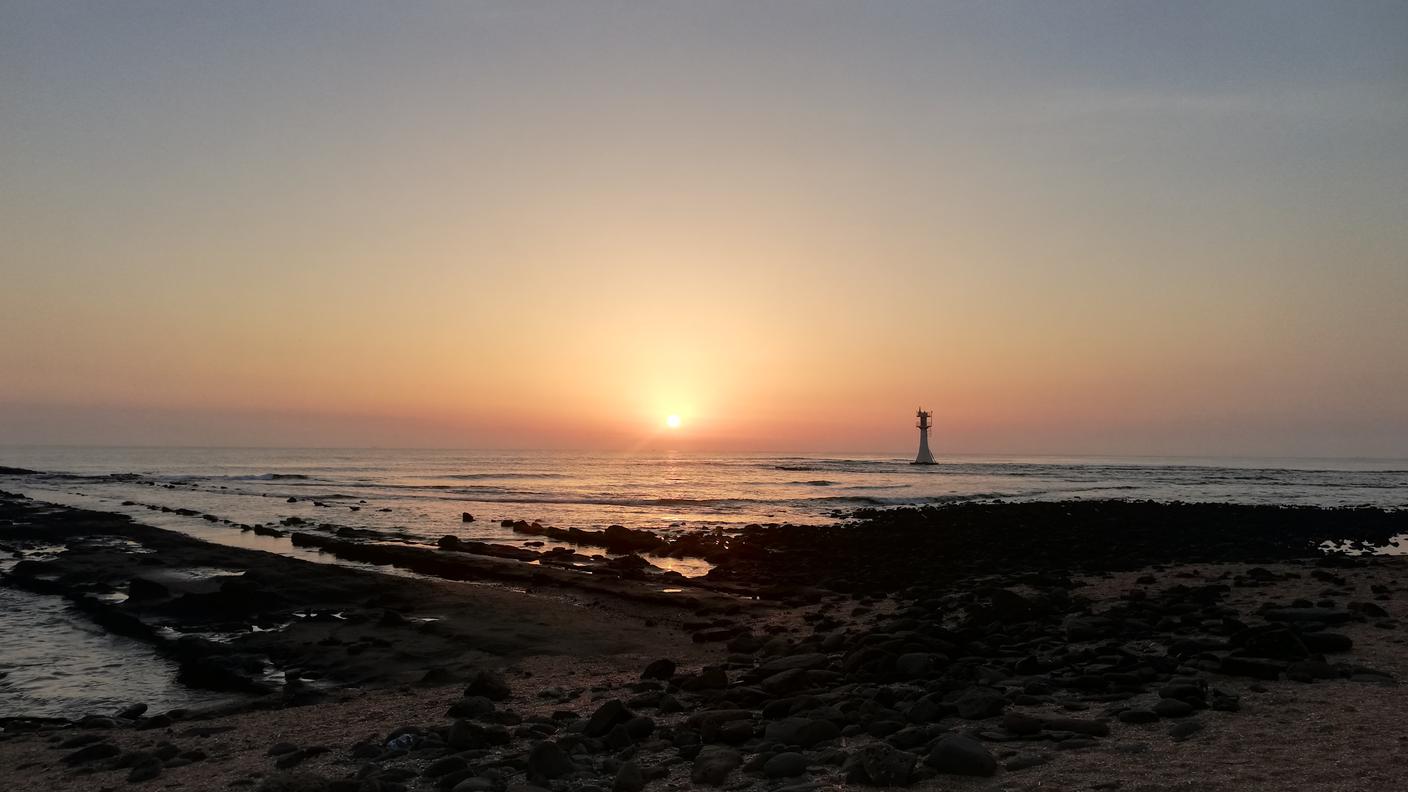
<box><xmin>954</xmin><ymin>688</ymin><xmax>1006</xmax><ymax>720</ymax></box>
<box><xmin>1169</xmin><ymin>720</ymin><xmax>1204</xmax><ymax>741</ymax></box>
<box><xmin>851</xmin><ymin>742</ymin><xmax>918</xmax><ymax>786</ymax></box>
<box><xmin>926</xmin><ymin>735</ymin><xmax>997</xmax><ymax>777</ymax></box>
<box><xmin>446</xmin><ymin>696</ymin><xmax>496</xmax><ymax>718</ymax></box>
<box><xmin>117</xmin><ymin>702</ymin><xmax>149</xmax><ymax>720</ymax></box>
<box><xmin>764</xmin><ymin>717</ymin><xmax>841</xmax><ymax>748</ymax></box>
<box><xmin>584</xmin><ymin>699</ymin><xmax>635</xmax><ymax>738</ymax></box>
<box><xmin>1219</xmin><ymin>656</ymin><xmax>1284</xmax><ymax>680</ymax></box>
<box><xmin>641</xmin><ymin>658</ymin><xmax>677</xmax><ymax>680</ymax></box>
<box><xmin>526</xmin><ymin>741</ymin><xmax>575</xmax><ymax>782</ymax></box>
<box><xmin>1301</xmin><ymin>632</ymin><xmax>1353</xmax><ymax>653</ymax></box>
<box><xmin>763</xmin><ymin>752</ymin><xmax>808</xmax><ymax>778</ymax></box>
<box><xmin>1153</xmin><ymin>698</ymin><xmax>1195</xmax><ymax>718</ymax></box>
<box><xmin>894</xmin><ymin>653</ymin><xmax>935</xmax><ymax>678</ymax></box>
<box><xmin>691</xmin><ymin>746</ymin><xmax>742</xmax><ymax>786</ymax></box>
<box><xmin>463</xmin><ymin>669</ymin><xmax>511</xmax><ymax>701</ymax></box>
<box><xmin>613</xmin><ymin>761</ymin><xmax>645</xmax><ymax>792</ymax></box>
<box><xmin>1237</xmin><ymin>625</ymin><xmax>1309</xmax><ymax>660</ymax></box>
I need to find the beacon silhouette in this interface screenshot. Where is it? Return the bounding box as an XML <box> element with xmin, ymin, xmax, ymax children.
<box><xmin>914</xmin><ymin>408</ymin><xmax>937</xmax><ymax>465</ymax></box>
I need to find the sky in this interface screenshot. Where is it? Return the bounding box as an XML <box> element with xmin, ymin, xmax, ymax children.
<box><xmin>2</xmin><ymin>1</ymin><xmax>1406</xmax><ymax>456</ymax></box>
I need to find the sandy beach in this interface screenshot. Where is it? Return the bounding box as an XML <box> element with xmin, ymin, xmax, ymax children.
<box><xmin>3</xmin><ymin>486</ymin><xmax>1406</xmax><ymax>792</ymax></box>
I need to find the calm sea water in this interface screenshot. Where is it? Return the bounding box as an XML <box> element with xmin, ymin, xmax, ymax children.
<box><xmin>2</xmin><ymin>447</ymin><xmax>1405</xmax><ymax>718</ymax></box>
<box><xmin>5</xmin><ymin>447</ymin><xmax>1406</xmax><ymax>534</ymax></box>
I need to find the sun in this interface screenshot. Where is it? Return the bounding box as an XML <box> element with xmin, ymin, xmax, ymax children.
<box><xmin>665</xmin><ymin>414</ymin><xmax>682</xmax><ymax>429</ymax></box>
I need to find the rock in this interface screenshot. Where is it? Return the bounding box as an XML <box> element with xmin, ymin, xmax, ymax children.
<box><xmin>894</xmin><ymin>653</ymin><xmax>934</xmax><ymax>678</ymax></box>
<box><xmin>716</xmin><ymin>719</ymin><xmax>755</xmax><ymax>743</ymax></box>
<box><xmin>1210</xmin><ymin>690</ymin><xmax>1241</xmax><ymax>711</ymax></box>
<box><xmin>764</xmin><ymin>717</ymin><xmax>841</xmax><ymax>748</ymax></box>
<box><xmin>117</xmin><ymin>750</ymin><xmax>157</xmax><ymax>769</ymax></box>
<box><xmin>1064</xmin><ymin>614</ymin><xmax>1111</xmax><ymax>641</ymax></box>
<box><xmin>1158</xmin><ymin>682</ymin><xmax>1206</xmax><ymax>704</ymax></box>
<box><xmin>63</xmin><ymin>742</ymin><xmax>120</xmax><ymax>765</ymax></box>
<box><xmin>1262</xmin><ymin>607</ymin><xmax>1355</xmax><ymax>624</ymax></box>
<box><xmin>761</xmin><ymin>668</ymin><xmax>811</xmax><ymax>695</ymax></box>
<box><xmin>1239</xmin><ymin>626</ymin><xmax>1309</xmax><ymax>660</ymax></box>
<box><xmin>614</xmin><ymin>761</ymin><xmax>645</xmax><ymax>792</ymax></box>
<box><xmin>691</xmin><ymin>746</ymin><xmax>742</xmax><ymax>786</ymax></box>
<box><xmin>1001</xmin><ymin>712</ymin><xmax>1045</xmax><ymax>735</ymax></box>
<box><xmin>464</xmin><ymin>669</ymin><xmax>512</xmax><ymax>701</ymax></box>
<box><xmin>1219</xmin><ymin>656</ymin><xmax>1284</xmax><ymax>680</ymax></box>
<box><xmin>526</xmin><ymin>741</ymin><xmax>576</xmax><ymax>782</ymax></box>
<box><xmin>681</xmin><ymin>666</ymin><xmax>728</xmax><ymax>691</ymax></box>
<box><xmin>134</xmin><ymin>713</ymin><xmax>174</xmax><ymax>731</ymax></box>
<box><xmin>641</xmin><ymin>658</ymin><xmax>677</xmax><ymax>680</ymax></box>
<box><xmin>77</xmin><ymin>715</ymin><xmax>118</xmax><ymax>729</ymax></box>
<box><xmin>1153</xmin><ymin>698</ymin><xmax>1194</xmax><ymax>718</ymax></box>
<box><xmin>1350</xmin><ymin>601</ymin><xmax>1390</xmax><ymax>618</ymax></box>
<box><xmin>447</xmin><ymin>696</ymin><xmax>496</xmax><ymax>718</ymax></box>
<box><xmin>764</xmin><ymin>752</ymin><xmax>808</xmax><ymax>778</ymax></box>
<box><xmin>274</xmin><ymin>749</ymin><xmax>307</xmax><ymax>769</ymax></box>
<box><xmin>267</xmin><ymin>742</ymin><xmax>299</xmax><ymax>756</ymax></box>
<box><xmin>972</xmin><ymin>587</ymin><xmax>1042</xmax><ymax>623</ymax></box>
<box><xmin>446</xmin><ymin>719</ymin><xmax>478</xmax><ymax>749</ymax></box>
<box><xmin>1169</xmin><ymin>720</ymin><xmax>1204</xmax><ymax>741</ymax></box>
<box><xmin>1301</xmin><ymin>632</ymin><xmax>1353</xmax><ymax>653</ymax></box>
<box><xmin>425</xmin><ymin>756</ymin><xmax>469</xmax><ymax>777</ymax></box>
<box><xmin>624</xmin><ymin>715</ymin><xmax>655</xmax><ymax>740</ymax></box>
<box><xmin>127</xmin><ymin>575</ymin><xmax>168</xmax><ymax>600</ymax></box>
<box><xmin>153</xmin><ymin>742</ymin><xmax>180</xmax><ymax>761</ymax></box>
<box><xmin>462</xmin><ymin>512</ymin><xmax>475</xmax><ymax>522</ymax></box>
<box><xmin>854</xmin><ymin>742</ymin><xmax>918</xmax><ymax>786</ymax></box>
<box><xmin>584</xmin><ymin>699</ymin><xmax>635</xmax><ymax>738</ymax></box>
<box><xmin>1040</xmin><ymin>717</ymin><xmax>1110</xmax><ymax>737</ymax></box>
<box><xmin>926</xmin><ymin>735</ymin><xmax>997</xmax><ymax>777</ymax></box>
<box><xmin>751</xmin><ymin>653</ymin><xmax>831</xmax><ymax>676</ymax></box>
<box><xmin>886</xmin><ymin>726</ymin><xmax>928</xmax><ymax>750</ymax></box>
<box><xmin>127</xmin><ymin>759</ymin><xmax>162</xmax><ymax>783</ymax></box>
<box><xmin>419</xmin><ymin>667</ymin><xmax>456</xmax><ymax>686</ymax></box>
<box><xmin>58</xmin><ymin>734</ymin><xmax>106</xmax><ymax>749</ymax></box>
<box><xmin>1118</xmin><ymin>709</ymin><xmax>1158</xmax><ymax>724</ymax></box>
<box><xmin>955</xmin><ymin>688</ymin><xmax>1007</xmax><ymax>720</ymax></box>
<box><xmin>117</xmin><ymin>702</ymin><xmax>149</xmax><ymax>720</ymax></box>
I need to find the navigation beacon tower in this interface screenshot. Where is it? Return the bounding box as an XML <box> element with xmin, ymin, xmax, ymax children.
<box><xmin>913</xmin><ymin>408</ymin><xmax>937</xmax><ymax>465</ymax></box>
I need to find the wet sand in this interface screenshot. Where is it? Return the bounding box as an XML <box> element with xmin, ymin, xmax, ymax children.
<box><xmin>2</xmin><ymin>489</ymin><xmax>1406</xmax><ymax>791</ymax></box>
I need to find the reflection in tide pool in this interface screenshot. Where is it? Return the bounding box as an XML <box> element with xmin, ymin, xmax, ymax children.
<box><xmin>0</xmin><ymin>585</ymin><xmax>228</xmax><ymax>719</ymax></box>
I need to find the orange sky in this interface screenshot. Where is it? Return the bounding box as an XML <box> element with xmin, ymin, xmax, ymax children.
<box><xmin>2</xmin><ymin>4</ymin><xmax>1406</xmax><ymax>456</ymax></box>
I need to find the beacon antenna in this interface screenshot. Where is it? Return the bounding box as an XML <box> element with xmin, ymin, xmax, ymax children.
<box><xmin>914</xmin><ymin>408</ymin><xmax>937</xmax><ymax>465</ymax></box>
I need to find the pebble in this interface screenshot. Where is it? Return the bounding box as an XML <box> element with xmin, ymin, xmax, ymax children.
<box><xmin>691</xmin><ymin>746</ymin><xmax>742</xmax><ymax>786</ymax></box>
<box><xmin>926</xmin><ymin>735</ymin><xmax>997</xmax><ymax>776</ymax></box>
<box><xmin>764</xmin><ymin>751</ymin><xmax>808</xmax><ymax>778</ymax></box>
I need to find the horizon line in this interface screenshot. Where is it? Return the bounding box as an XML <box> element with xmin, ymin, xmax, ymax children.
<box><xmin>2</xmin><ymin>443</ymin><xmax>1406</xmax><ymax>464</ymax></box>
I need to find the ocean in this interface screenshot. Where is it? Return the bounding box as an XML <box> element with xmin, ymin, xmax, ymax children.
<box><xmin>4</xmin><ymin>448</ymin><xmax>1406</xmax><ymax>537</ymax></box>
<box><xmin>2</xmin><ymin>447</ymin><xmax>1405</xmax><ymax>718</ymax></box>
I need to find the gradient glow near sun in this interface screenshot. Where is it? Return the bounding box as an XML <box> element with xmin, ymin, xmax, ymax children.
<box><xmin>665</xmin><ymin>415</ymin><xmax>682</xmax><ymax>429</ymax></box>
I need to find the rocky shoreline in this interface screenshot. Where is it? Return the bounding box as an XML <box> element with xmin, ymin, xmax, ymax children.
<box><xmin>1</xmin><ymin>489</ymin><xmax>1406</xmax><ymax>791</ymax></box>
